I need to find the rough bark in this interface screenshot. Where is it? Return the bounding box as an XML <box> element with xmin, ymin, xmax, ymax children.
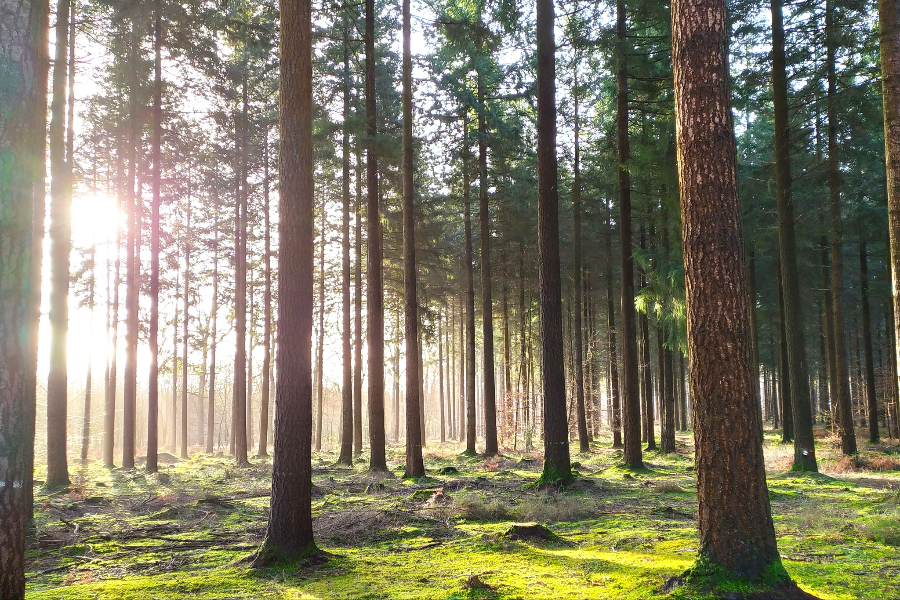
<box><xmin>259</xmin><ymin>0</ymin><xmax>317</xmax><ymax>560</ymax></box>
<box><xmin>0</xmin><ymin>0</ymin><xmax>46</xmax><ymax>591</ymax></box>
<box><xmin>672</xmin><ymin>0</ymin><xmax>784</xmax><ymax>580</ymax></box>
<box><xmin>536</xmin><ymin>0</ymin><xmax>572</xmax><ymax>484</ymax></box>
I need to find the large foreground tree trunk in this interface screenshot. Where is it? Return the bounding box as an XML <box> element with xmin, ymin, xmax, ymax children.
<box><xmin>0</xmin><ymin>0</ymin><xmax>47</xmax><ymax>592</ymax></box>
<box><xmin>672</xmin><ymin>0</ymin><xmax>785</xmax><ymax>581</ymax></box>
<box><xmin>536</xmin><ymin>0</ymin><xmax>572</xmax><ymax>484</ymax></box>
<box><xmin>258</xmin><ymin>0</ymin><xmax>316</xmax><ymax>560</ymax></box>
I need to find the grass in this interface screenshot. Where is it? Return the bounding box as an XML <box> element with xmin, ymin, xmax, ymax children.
<box><xmin>25</xmin><ymin>427</ymin><xmax>900</xmax><ymax>599</ymax></box>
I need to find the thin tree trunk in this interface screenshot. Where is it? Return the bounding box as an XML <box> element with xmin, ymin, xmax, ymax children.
<box><xmin>401</xmin><ymin>0</ymin><xmax>424</xmax><ymax>476</ymax></box>
<box><xmin>233</xmin><ymin>74</ymin><xmax>249</xmax><ymax>466</ymax></box>
<box><xmin>337</xmin><ymin>14</ymin><xmax>353</xmax><ymax>464</ymax></box>
<box><xmin>826</xmin><ymin>0</ymin><xmax>857</xmax><ymax>455</ymax></box>
<box><xmin>104</xmin><ymin>217</ymin><xmax>121</xmax><ymax>468</ymax></box>
<box><xmin>46</xmin><ymin>0</ymin><xmax>72</xmax><ymax>487</ymax></box>
<box><xmin>606</xmin><ymin>199</ymin><xmax>622</xmax><ymax>447</ymax></box>
<box><xmin>81</xmin><ymin>244</ymin><xmax>96</xmax><ymax>463</ymax></box>
<box><xmin>617</xmin><ymin>0</ymin><xmax>642</xmax><ymax>468</ymax></box>
<box><xmin>147</xmin><ymin>7</ymin><xmax>162</xmax><ymax>473</ymax></box>
<box><xmin>772</xmin><ymin>0</ymin><xmax>816</xmax><ymax>469</ymax></box>
<box><xmin>316</xmin><ymin>207</ymin><xmax>326</xmax><ymax>451</ymax></box>
<box><xmin>259</xmin><ymin>136</ymin><xmax>271</xmax><ymax>457</ymax></box>
<box><xmin>860</xmin><ymin>239</ymin><xmax>879</xmax><ymax>442</ymax></box>
<box><xmin>463</xmin><ymin>112</ymin><xmax>477</xmax><ymax>455</ymax></box>
<box><xmin>439</xmin><ymin>314</ymin><xmax>446</xmax><ymax>443</ymax></box>
<box><xmin>181</xmin><ymin>192</ymin><xmax>191</xmax><ymax>459</ymax></box>
<box><xmin>572</xmin><ymin>75</ymin><xmax>589</xmax><ymax>453</ymax></box>
<box><xmin>672</xmin><ymin>0</ymin><xmax>783</xmax><ymax>579</ymax></box>
<box><xmin>354</xmin><ymin>143</ymin><xmax>364</xmax><ymax>455</ymax></box>
<box><xmin>365</xmin><ymin>0</ymin><xmax>387</xmax><ymax>470</ymax></box>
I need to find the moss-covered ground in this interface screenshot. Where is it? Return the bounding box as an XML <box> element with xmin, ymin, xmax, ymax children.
<box><xmin>26</xmin><ymin>429</ymin><xmax>900</xmax><ymax>599</ymax></box>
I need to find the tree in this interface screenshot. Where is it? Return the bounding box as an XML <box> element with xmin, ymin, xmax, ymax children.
<box><xmin>879</xmin><ymin>0</ymin><xmax>900</xmax><ymax>443</ymax></box>
<box><xmin>337</xmin><ymin>9</ymin><xmax>353</xmax><ymax>466</ymax></box>
<box><xmin>257</xmin><ymin>0</ymin><xmax>317</xmax><ymax>562</ymax></box>
<box><xmin>771</xmin><ymin>0</ymin><xmax>817</xmax><ymax>471</ymax></box>
<box><xmin>536</xmin><ymin>0</ymin><xmax>572</xmax><ymax>485</ymax></box>
<box><xmin>0</xmin><ymin>0</ymin><xmax>47</xmax><ymax>594</ymax></box>
<box><xmin>671</xmin><ymin>0</ymin><xmax>798</xmax><ymax>587</ymax></box>
<box><xmin>616</xmin><ymin>0</ymin><xmax>642</xmax><ymax>469</ymax></box>
<box><xmin>402</xmin><ymin>0</ymin><xmax>425</xmax><ymax>478</ymax></box>
<box><xmin>46</xmin><ymin>0</ymin><xmax>72</xmax><ymax>488</ymax></box>
<box><xmin>365</xmin><ymin>0</ymin><xmax>387</xmax><ymax>472</ymax></box>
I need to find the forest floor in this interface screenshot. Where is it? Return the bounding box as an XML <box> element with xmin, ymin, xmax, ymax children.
<box><xmin>25</xmin><ymin>428</ymin><xmax>900</xmax><ymax>600</ymax></box>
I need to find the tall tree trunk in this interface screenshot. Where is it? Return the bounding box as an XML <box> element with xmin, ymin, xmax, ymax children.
<box><xmin>233</xmin><ymin>74</ymin><xmax>249</xmax><ymax>466</ymax></box>
<box><xmin>572</xmin><ymin>76</ymin><xmax>589</xmax><ymax>453</ymax></box>
<box><xmin>463</xmin><ymin>112</ymin><xmax>477</xmax><ymax>455</ymax></box>
<box><xmin>258</xmin><ymin>0</ymin><xmax>317</xmax><ymax>560</ymax></box>
<box><xmin>777</xmin><ymin>257</ymin><xmax>794</xmax><ymax>441</ymax></box>
<box><xmin>122</xmin><ymin>21</ymin><xmax>141</xmax><ymax>470</ymax></box>
<box><xmin>207</xmin><ymin>210</ymin><xmax>218</xmax><ymax>454</ymax></box>
<box><xmin>826</xmin><ymin>0</ymin><xmax>857</xmax><ymax>455</ymax></box>
<box><xmin>439</xmin><ymin>313</ymin><xmax>446</xmax><ymax>443</ymax></box>
<box><xmin>259</xmin><ymin>136</ymin><xmax>271</xmax><ymax>457</ymax></box>
<box><xmin>147</xmin><ymin>7</ymin><xmax>162</xmax><ymax>473</ymax></box>
<box><xmin>536</xmin><ymin>0</ymin><xmax>572</xmax><ymax>484</ymax></box>
<box><xmin>181</xmin><ymin>192</ymin><xmax>191</xmax><ymax>459</ymax></box>
<box><xmin>365</xmin><ymin>0</ymin><xmax>387</xmax><ymax>470</ymax></box>
<box><xmin>46</xmin><ymin>0</ymin><xmax>72</xmax><ymax>487</ymax></box>
<box><xmin>617</xmin><ymin>0</ymin><xmax>642</xmax><ymax>468</ymax></box>
<box><xmin>337</xmin><ymin>14</ymin><xmax>353</xmax><ymax>465</ymax></box>
<box><xmin>104</xmin><ymin>219</ymin><xmax>121</xmax><ymax>468</ymax></box>
<box><xmin>878</xmin><ymin>0</ymin><xmax>900</xmax><ymax>445</ymax></box>
<box><xmin>820</xmin><ymin>230</ymin><xmax>836</xmax><ymax>425</ymax></box>
<box><xmin>606</xmin><ymin>199</ymin><xmax>622</xmax><ymax>447</ymax></box>
<box><xmin>315</xmin><ymin>207</ymin><xmax>325</xmax><ymax>451</ymax></box>
<box><xmin>0</xmin><ymin>0</ymin><xmax>46</xmax><ymax>591</ymax></box>
<box><xmin>354</xmin><ymin>143</ymin><xmax>364</xmax><ymax>455</ymax></box>
<box><xmin>672</xmin><ymin>0</ymin><xmax>784</xmax><ymax>581</ymax></box>
<box><xmin>173</xmin><ymin>271</ymin><xmax>179</xmax><ymax>454</ymax></box>
<box><xmin>747</xmin><ymin>248</ymin><xmax>762</xmax><ymax>417</ymax></box>
<box><xmin>81</xmin><ymin>244</ymin><xmax>96</xmax><ymax>463</ymax></box>
<box><xmin>772</xmin><ymin>0</ymin><xmax>817</xmax><ymax>470</ymax></box>
<box><xmin>476</xmin><ymin>72</ymin><xmax>499</xmax><ymax>457</ymax></box>
<box><xmin>401</xmin><ymin>0</ymin><xmax>423</xmax><ymax>476</ymax></box>
<box><xmin>860</xmin><ymin>239</ymin><xmax>879</xmax><ymax>442</ymax></box>
<box><xmin>393</xmin><ymin>308</ymin><xmax>401</xmax><ymax>442</ymax></box>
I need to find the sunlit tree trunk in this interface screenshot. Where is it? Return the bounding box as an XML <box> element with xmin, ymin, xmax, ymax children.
<box><xmin>672</xmin><ymin>0</ymin><xmax>784</xmax><ymax>580</ymax></box>
<box><xmin>147</xmin><ymin>6</ymin><xmax>162</xmax><ymax>473</ymax></box>
<box><xmin>354</xmin><ymin>143</ymin><xmax>364</xmax><ymax>455</ymax></box>
<box><xmin>81</xmin><ymin>243</ymin><xmax>96</xmax><ymax>463</ymax></box>
<box><xmin>462</xmin><ymin>112</ymin><xmax>477</xmax><ymax>455</ymax></box>
<box><xmin>315</xmin><ymin>207</ymin><xmax>325</xmax><ymax>451</ymax></box>
<box><xmin>536</xmin><ymin>0</ymin><xmax>572</xmax><ymax>484</ymax></box>
<box><xmin>233</xmin><ymin>74</ymin><xmax>249</xmax><ymax>466</ymax></box>
<box><xmin>258</xmin><ymin>138</ymin><xmax>271</xmax><ymax>457</ymax></box>
<box><xmin>181</xmin><ymin>193</ymin><xmax>191</xmax><ymax>459</ymax></box>
<box><xmin>258</xmin><ymin>0</ymin><xmax>317</xmax><ymax>560</ymax></box>
<box><xmin>46</xmin><ymin>0</ymin><xmax>72</xmax><ymax>487</ymax></box>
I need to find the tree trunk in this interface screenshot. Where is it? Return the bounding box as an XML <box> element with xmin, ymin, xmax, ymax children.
<box><xmin>46</xmin><ymin>0</ymin><xmax>72</xmax><ymax>487</ymax></box>
<box><xmin>259</xmin><ymin>136</ymin><xmax>272</xmax><ymax>457</ymax></box>
<box><xmin>402</xmin><ymin>0</ymin><xmax>424</xmax><ymax>477</ymax></box>
<box><xmin>617</xmin><ymin>0</ymin><xmax>642</xmax><ymax>469</ymax></box>
<box><xmin>0</xmin><ymin>0</ymin><xmax>47</xmax><ymax>589</ymax></box>
<box><xmin>259</xmin><ymin>0</ymin><xmax>317</xmax><ymax>560</ymax></box>
<box><xmin>605</xmin><ymin>199</ymin><xmax>622</xmax><ymax>447</ymax></box>
<box><xmin>572</xmin><ymin>77</ymin><xmax>589</xmax><ymax>453</ymax></box>
<box><xmin>672</xmin><ymin>0</ymin><xmax>783</xmax><ymax>580</ymax></box>
<box><xmin>878</xmin><ymin>0</ymin><xmax>900</xmax><ymax>445</ymax></box>
<box><xmin>122</xmin><ymin>20</ymin><xmax>141</xmax><ymax>470</ymax></box>
<box><xmin>181</xmin><ymin>192</ymin><xmax>191</xmax><ymax>459</ymax></box>
<box><xmin>337</xmin><ymin>13</ymin><xmax>353</xmax><ymax>465</ymax></box>
<box><xmin>463</xmin><ymin>112</ymin><xmax>478</xmax><ymax>455</ymax></box>
<box><xmin>439</xmin><ymin>314</ymin><xmax>446</xmax><ymax>443</ymax></box>
<box><xmin>777</xmin><ymin>258</ymin><xmax>794</xmax><ymax>441</ymax></box>
<box><xmin>233</xmin><ymin>75</ymin><xmax>249</xmax><ymax>467</ymax></box>
<box><xmin>81</xmin><ymin>243</ymin><xmax>96</xmax><ymax>463</ymax></box>
<box><xmin>147</xmin><ymin>8</ymin><xmax>162</xmax><ymax>473</ymax></box>
<box><xmin>315</xmin><ymin>207</ymin><xmax>325</xmax><ymax>451</ymax></box>
<box><xmin>536</xmin><ymin>0</ymin><xmax>572</xmax><ymax>484</ymax></box>
<box><xmin>772</xmin><ymin>0</ymin><xmax>817</xmax><ymax>470</ymax></box>
<box><xmin>860</xmin><ymin>239</ymin><xmax>879</xmax><ymax>442</ymax></box>
<box><xmin>354</xmin><ymin>143</ymin><xmax>364</xmax><ymax>455</ymax></box>
<box><xmin>365</xmin><ymin>0</ymin><xmax>387</xmax><ymax>470</ymax></box>
<box><xmin>747</xmin><ymin>249</ymin><xmax>762</xmax><ymax>418</ymax></box>
<box><xmin>826</xmin><ymin>0</ymin><xmax>857</xmax><ymax>455</ymax></box>
<box><xmin>104</xmin><ymin>219</ymin><xmax>121</xmax><ymax>468</ymax></box>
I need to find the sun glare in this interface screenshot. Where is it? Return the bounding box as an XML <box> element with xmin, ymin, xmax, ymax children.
<box><xmin>70</xmin><ymin>192</ymin><xmax>120</xmax><ymax>249</ymax></box>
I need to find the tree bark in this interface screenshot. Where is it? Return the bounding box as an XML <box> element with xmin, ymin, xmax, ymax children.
<box><xmin>772</xmin><ymin>0</ymin><xmax>817</xmax><ymax>470</ymax></box>
<box><xmin>354</xmin><ymin>143</ymin><xmax>364</xmax><ymax>455</ymax></box>
<box><xmin>337</xmin><ymin>13</ymin><xmax>353</xmax><ymax>465</ymax></box>
<box><xmin>672</xmin><ymin>0</ymin><xmax>783</xmax><ymax>580</ymax></box>
<box><xmin>259</xmin><ymin>0</ymin><xmax>317</xmax><ymax>560</ymax></box>
<box><xmin>46</xmin><ymin>0</ymin><xmax>72</xmax><ymax>487</ymax></box>
<box><xmin>147</xmin><ymin>7</ymin><xmax>162</xmax><ymax>473</ymax></box>
<box><xmin>617</xmin><ymin>0</ymin><xmax>642</xmax><ymax>468</ymax></box>
<box><xmin>181</xmin><ymin>192</ymin><xmax>191</xmax><ymax>459</ymax></box>
<box><xmin>402</xmin><ymin>0</ymin><xmax>424</xmax><ymax>477</ymax></box>
<box><xmin>860</xmin><ymin>239</ymin><xmax>879</xmax><ymax>442</ymax></box>
<box><xmin>259</xmin><ymin>135</ymin><xmax>272</xmax><ymax>456</ymax></box>
<box><xmin>0</xmin><ymin>0</ymin><xmax>46</xmax><ymax>591</ymax></box>
<box><xmin>606</xmin><ymin>199</ymin><xmax>623</xmax><ymax>447</ymax></box>
<box><xmin>826</xmin><ymin>0</ymin><xmax>857</xmax><ymax>455</ymax></box>
<box><xmin>365</xmin><ymin>0</ymin><xmax>387</xmax><ymax>470</ymax></box>
<box><xmin>233</xmin><ymin>74</ymin><xmax>249</xmax><ymax>467</ymax></box>
<box><xmin>463</xmin><ymin>112</ymin><xmax>477</xmax><ymax>455</ymax></box>
<box><xmin>81</xmin><ymin>243</ymin><xmax>96</xmax><ymax>463</ymax></box>
<box><xmin>315</xmin><ymin>207</ymin><xmax>325</xmax><ymax>451</ymax></box>
<box><xmin>207</xmin><ymin>207</ymin><xmax>219</xmax><ymax>454</ymax></box>
<box><xmin>536</xmin><ymin>0</ymin><xmax>572</xmax><ymax>484</ymax></box>
<box><xmin>572</xmin><ymin>76</ymin><xmax>589</xmax><ymax>453</ymax></box>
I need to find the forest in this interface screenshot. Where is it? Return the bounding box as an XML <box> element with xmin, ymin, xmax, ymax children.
<box><xmin>2</xmin><ymin>0</ymin><xmax>900</xmax><ymax>597</ymax></box>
